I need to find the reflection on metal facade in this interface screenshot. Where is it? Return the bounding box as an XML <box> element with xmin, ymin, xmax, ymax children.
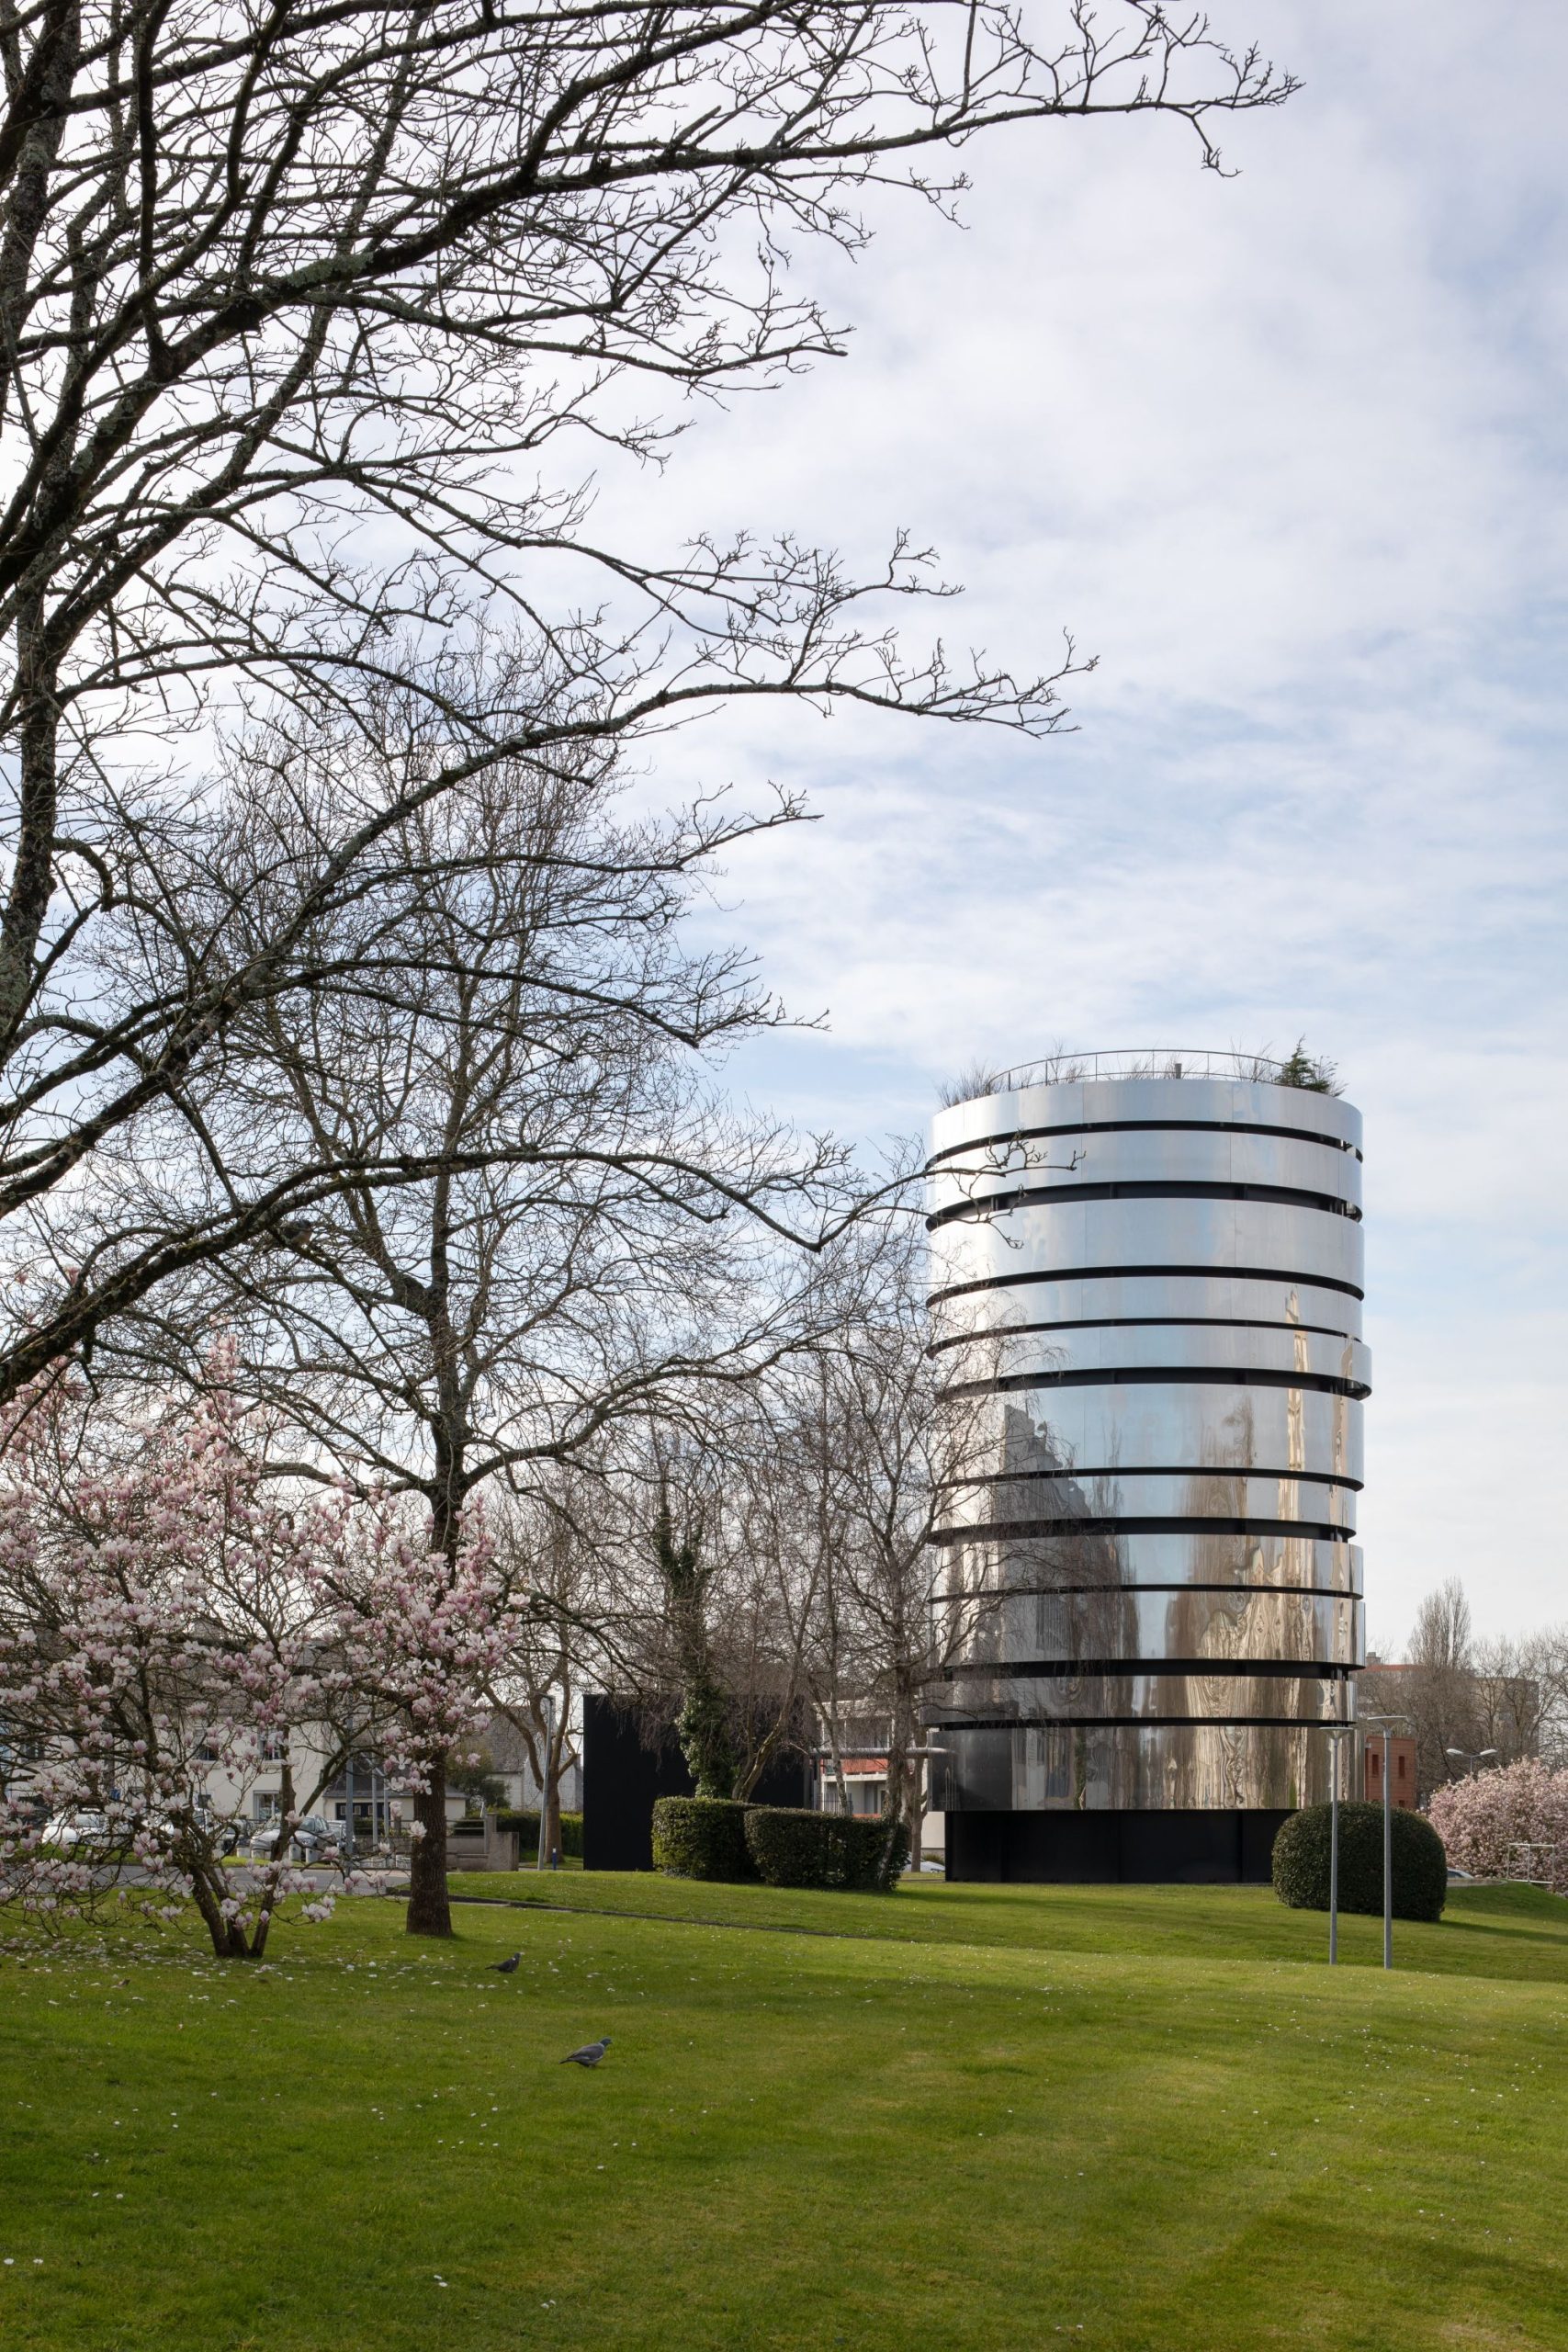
<box><xmin>926</xmin><ymin>1052</ymin><xmax>1367</xmax><ymax>1826</ymax></box>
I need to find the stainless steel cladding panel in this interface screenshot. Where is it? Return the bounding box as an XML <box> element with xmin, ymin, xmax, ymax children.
<box><xmin>926</xmin><ymin>1059</ymin><xmax>1369</xmax><ymax>1815</ymax></box>
<box><xmin>931</xmin><ymin>1198</ymin><xmax>1366</xmax><ymax>1298</ymax></box>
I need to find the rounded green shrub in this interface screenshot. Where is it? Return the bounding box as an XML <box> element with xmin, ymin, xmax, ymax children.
<box><xmin>1271</xmin><ymin>1800</ymin><xmax>1447</xmax><ymax>1923</ymax></box>
<box><xmin>744</xmin><ymin>1806</ymin><xmax>908</xmax><ymax>1893</ymax></box>
<box><xmin>742</xmin><ymin>1804</ymin><xmax>826</xmax><ymax>1887</ymax></box>
<box><xmin>650</xmin><ymin>1795</ymin><xmax>753</xmax><ymax>1882</ymax></box>
<box><xmin>853</xmin><ymin>1814</ymin><xmax>910</xmax><ymax>1893</ymax></box>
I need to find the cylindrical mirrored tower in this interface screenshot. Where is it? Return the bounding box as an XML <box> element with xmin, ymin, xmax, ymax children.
<box><xmin>925</xmin><ymin>1050</ymin><xmax>1367</xmax><ymax>1882</ymax></box>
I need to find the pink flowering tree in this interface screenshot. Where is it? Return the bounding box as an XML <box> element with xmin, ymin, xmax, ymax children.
<box><xmin>1426</xmin><ymin>1758</ymin><xmax>1568</xmax><ymax>1893</ymax></box>
<box><xmin>313</xmin><ymin>1495</ymin><xmax>507</xmax><ymax>1939</ymax></box>
<box><xmin>0</xmin><ymin>1374</ymin><xmax>369</xmax><ymax>1957</ymax></box>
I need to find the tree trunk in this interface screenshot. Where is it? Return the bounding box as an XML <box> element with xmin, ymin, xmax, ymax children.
<box><xmin>249</xmin><ymin>1759</ymin><xmax>299</xmax><ymax>1959</ymax></box>
<box><xmin>879</xmin><ymin>1685</ymin><xmax>919</xmax><ymax>1884</ymax></box>
<box><xmin>823</xmin><ymin>1701</ymin><xmax>851</xmax><ymax>1818</ymax></box>
<box><xmin>186</xmin><ymin>1855</ymin><xmax>252</xmax><ymax>1960</ymax></box>
<box><xmin>406</xmin><ymin>1763</ymin><xmax>454</xmax><ymax>1937</ymax></box>
<box><xmin>545</xmin><ymin>1757</ymin><xmax>562</xmax><ymax>1864</ymax></box>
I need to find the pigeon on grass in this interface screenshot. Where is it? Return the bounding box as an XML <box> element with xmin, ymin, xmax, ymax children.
<box><xmin>489</xmin><ymin>1952</ymin><xmax>522</xmax><ymax>1974</ymax></box>
<box><xmin>560</xmin><ymin>2037</ymin><xmax>612</xmax><ymax>2067</ymax></box>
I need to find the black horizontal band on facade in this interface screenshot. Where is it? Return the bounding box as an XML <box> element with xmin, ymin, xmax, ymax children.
<box><xmin>931</xmin><ymin>1517</ymin><xmax>1356</xmax><ymax>1544</ymax></box>
<box><xmin>931</xmin><ymin>1314</ymin><xmax>1359</xmax><ymax>1349</ymax></box>
<box><xmin>929</xmin><ymin>1179</ymin><xmax>1361</xmax><ymax>1232</ymax></box>
<box><xmin>927</xmin><ymin>1262</ymin><xmax>1366</xmax><ymax>1306</ymax></box>
<box><xmin>931</xmin><ymin>1658</ymin><xmax>1355</xmax><ymax>1682</ymax></box>
<box><xmin>925</xmin><ymin>1116</ymin><xmax>1363</xmax><ymax>1172</ymax></box>
<box><xmin>940</xmin><ymin>1461</ymin><xmax>1363</xmax><ymax>1495</ymax></box>
<box><xmin>947</xmin><ymin>1364</ymin><xmax>1370</xmax><ymax>1402</ymax></box>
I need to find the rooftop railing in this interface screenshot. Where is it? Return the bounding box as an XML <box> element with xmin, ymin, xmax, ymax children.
<box><xmin>972</xmin><ymin>1046</ymin><xmax>1339</xmax><ymax>1095</ymax></box>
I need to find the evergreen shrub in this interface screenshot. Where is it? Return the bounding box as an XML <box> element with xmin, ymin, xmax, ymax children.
<box><xmin>1271</xmin><ymin>1800</ymin><xmax>1447</xmax><ymax>1922</ymax></box>
<box><xmin>492</xmin><ymin>1808</ymin><xmax>584</xmax><ymax>1859</ymax></box>
<box><xmin>650</xmin><ymin>1795</ymin><xmax>753</xmax><ymax>1881</ymax></box>
<box><xmin>744</xmin><ymin>1806</ymin><xmax>908</xmax><ymax>1893</ymax></box>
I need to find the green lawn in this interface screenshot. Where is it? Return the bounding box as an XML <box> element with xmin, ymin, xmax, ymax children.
<box><xmin>456</xmin><ymin>1866</ymin><xmax>1568</xmax><ymax>1981</ymax></box>
<box><xmin>2</xmin><ymin>1877</ymin><xmax>1565</xmax><ymax>2351</ymax></box>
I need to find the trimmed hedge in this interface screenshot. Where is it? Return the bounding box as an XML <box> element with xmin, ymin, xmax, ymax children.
<box><xmin>650</xmin><ymin>1796</ymin><xmax>754</xmax><ymax>1882</ymax></box>
<box><xmin>744</xmin><ymin>1805</ymin><xmax>909</xmax><ymax>1893</ymax></box>
<box><xmin>492</xmin><ymin>1808</ymin><xmax>584</xmax><ymax>1859</ymax></box>
<box><xmin>1271</xmin><ymin>1800</ymin><xmax>1447</xmax><ymax>1923</ymax></box>
<box><xmin>649</xmin><ymin>1797</ymin><xmax>912</xmax><ymax>1890</ymax></box>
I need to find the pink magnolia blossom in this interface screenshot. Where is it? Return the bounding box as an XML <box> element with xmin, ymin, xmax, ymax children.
<box><xmin>1</xmin><ymin>1365</ymin><xmax>515</xmax><ymax>1955</ymax></box>
<box><xmin>0</xmin><ymin>1369</ymin><xmax>355</xmax><ymax>1956</ymax></box>
<box><xmin>1427</xmin><ymin>1758</ymin><xmax>1568</xmax><ymax>1893</ymax></box>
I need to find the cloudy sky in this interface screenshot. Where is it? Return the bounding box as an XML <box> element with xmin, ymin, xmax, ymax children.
<box><xmin>619</xmin><ymin>0</ymin><xmax>1567</xmax><ymax>1646</ymax></box>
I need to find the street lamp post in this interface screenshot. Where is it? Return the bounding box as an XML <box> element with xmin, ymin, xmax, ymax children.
<box><xmin>536</xmin><ymin>1694</ymin><xmax>555</xmax><ymax>1874</ymax></box>
<box><xmin>1360</xmin><ymin>1713</ymin><xmax>1415</xmax><ymax>1970</ymax></box>
<box><xmin>1325</xmin><ymin>1723</ymin><xmax>1354</xmax><ymax>1966</ymax></box>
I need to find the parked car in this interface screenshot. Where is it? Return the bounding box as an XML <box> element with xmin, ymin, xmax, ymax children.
<box><xmin>246</xmin><ymin>1814</ymin><xmax>344</xmax><ymax>1860</ymax></box>
<box><xmin>41</xmin><ymin>1810</ymin><xmax>110</xmax><ymax>1849</ymax></box>
<box><xmin>297</xmin><ymin>1815</ymin><xmax>346</xmax><ymax>1858</ymax></box>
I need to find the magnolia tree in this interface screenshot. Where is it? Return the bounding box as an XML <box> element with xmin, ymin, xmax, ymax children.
<box><xmin>1426</xmin><ymin>1760</ymin><xmax>1568</xmax><ymax>1894</ymax></box>
<box><xmin>0</xmin><ymin>1378</ymin><xmax>358</xmax><ymax>1955</ymax></box>
<box><xmin>314</xmin><ymin>1498</ymin><xmax>510</xmax><ymax>1939</ymax></box>
<box><xmin>0</xmin><ymin>1374</ymin><xmax>509</xmax><ymax>1953</ymax></box>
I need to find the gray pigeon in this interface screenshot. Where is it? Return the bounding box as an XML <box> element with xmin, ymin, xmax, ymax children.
<box><xmin>490</xmin><ymin>1952</ymin><xmax>522</xmax><ymax>1974</ymax></box>
<box><xmin>560</xmin><ymin>2036</ymin><xmax>611</xmax><ymax>2067</ymax></box>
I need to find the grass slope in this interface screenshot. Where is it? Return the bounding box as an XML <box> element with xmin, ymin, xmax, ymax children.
<box><xmin>1</xmin><ymin>1880</ymin><xmax>1565</xmax><ymax>2352</ymax></box>
<box><xmin>456</xmin><ymin>1869</ymin><xmax>1568</xmax><ymax>1982</ymax></box>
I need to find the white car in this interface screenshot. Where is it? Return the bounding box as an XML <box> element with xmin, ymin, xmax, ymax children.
<box><xmin>42</xmin><ymin>1810</ymin><xmax>110</xmax><ymax>1848</ymax></box>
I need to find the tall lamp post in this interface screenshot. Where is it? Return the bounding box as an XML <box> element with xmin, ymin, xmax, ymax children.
<box><xmin>1359</xmin><ymin>1712</ymin><xmax>1415</xmax><ymax>1970</ymax></box>
<box><xmin>536</xmin><ymin>1693</ymin><xmax>555</xmax><ymax>1874</ymax></box>
<box><xmin>1325</xmin><ymin>1722</ymin><xmax>1355</xmax><ymax>1966</ymax></box>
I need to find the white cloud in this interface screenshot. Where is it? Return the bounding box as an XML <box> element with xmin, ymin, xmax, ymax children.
<box><xmin>607</xmin><ymin>0</ymin><xmax>1568</xmax><ymax>1637</ymax></box>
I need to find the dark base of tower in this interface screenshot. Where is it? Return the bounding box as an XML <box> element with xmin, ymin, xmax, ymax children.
<box><xmin>944</xmin><ymin>1807</ymin><xmax>1292</xmax><ymax>1885</ymax></box>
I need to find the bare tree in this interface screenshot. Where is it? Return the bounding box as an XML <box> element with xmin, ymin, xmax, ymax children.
<box><xmin>1468</xmin><ymin>1628</ymin><xmax>1568</xmax><ymax>1770</ymax></box>
<box><xmin>484</xmin><ymin>1493</ymin><xmax>601</xmax><ymax>1864</ymax></box>
<box><xmin>134</xmin><ymin>703</ymin><xmax>863</xmax><ymax>1928</ymax></box>
<box><xmin>588</xmin><ymin>1407</ymin><xmax>821</xmax><ymax>1802</ymax></box>
<box><xmin>781</xmin><ymin>1216</ymin><xmax>1004</xmax><ymax>1855</ymax></box>
<box><xmin>1412</xmin><ymin>1577</ymin><xmax>1474</xmax><ymax>1674</ymax></box>
<box><xmin>0</xmin><ymin>0</ymin><xmax>1293</xmax><ymax>1396</ymax></box>
<box><xmin>1365</xmin><ymin>1586</ymin><xmax>1568</xmax><ymax>1798</ymax></box>
<box><xmin>1399</xmin><ymin>1576</ymin><xmax>1479</xmax><ymax>1794</ymax></box>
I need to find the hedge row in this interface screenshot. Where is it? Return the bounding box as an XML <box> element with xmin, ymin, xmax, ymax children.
<box><xmin>650</xmin><ymin>1796</ymin><xmax>908</xmax><ymax>1892</ymax></box>
<box><xmin>492</xmin><ymin>1807</ymin><xmax>584</xmax><ymax>1859</ymax></box>
<box><xmin>746</xmin><ymin>1805</ymin><xmax>908</xmax><ymax>1892</ymax></box>
<box><xmin>1271</xmin><ymin>1800</ymin><xmax>1447</xmax><ymax>1922</ymax></box>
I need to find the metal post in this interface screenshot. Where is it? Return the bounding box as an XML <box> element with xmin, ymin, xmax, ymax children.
<box><xmin>1359</xmin><ymin>1712</ymin><xmax>1414</xmax><ymax>1974</ymax></box>
<box><xmin>536</xmin><ymin>1695</ymin><xmax>554</xmax><ymax>1874</ymax></box>
<box><xmin>1325</xmin><ymin>1720</ymin><xmax>1352</xmax><ymax>1967</ymax></box>
<box><xmin>344</xmin><ymin>1751</ymin><xmax>355</xmax><ymax>1863</ymax></box>
<box><xmin>1329</xmin><ymin>1733</ymin><xmax>1341</xmax><ymax>1966</ymax></box>
<box><xmin>1382</xmin><ymin>1733</ymin><xmax>1393</xmax><ymax>1970</ymax></box>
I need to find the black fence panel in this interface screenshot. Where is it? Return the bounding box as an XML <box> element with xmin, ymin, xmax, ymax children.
<box><xmin>581</xmin><ymin>1695</ymin><xmax>808</xmax><ymax>1872</ymax></box>
<box><xmin>944</xmin><ymin>1807</ymin><xmax>1292</xmax><ymax>1885</ymax></box>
